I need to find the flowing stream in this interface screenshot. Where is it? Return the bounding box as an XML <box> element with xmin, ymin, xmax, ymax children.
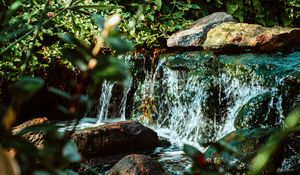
<box><xmin>89</xmin><ymin>51</ymin><xmax>300</xmax><ymax>174</ymax></box>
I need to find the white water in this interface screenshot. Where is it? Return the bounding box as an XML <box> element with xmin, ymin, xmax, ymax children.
<box><xmin>96</xmin><ymin>80</ymin><xmax>115</xmax><ymax>123</ymax></box>
<box><xmin>132</xmin><ymin>57</ymin><xmax>286</xmax><ymax>149</ymax></box>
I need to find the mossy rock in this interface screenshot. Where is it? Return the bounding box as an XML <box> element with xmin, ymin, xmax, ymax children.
<box><xmin>204</xmin><ymin>127</ymin><xmax>276</xmax><ymax>170</ymax></box>
<box><xmin>163</xmin><ymin>51</ymin><xmax>214</xmax><ymax>71</ymax></box>
<box><xmin>234</xmin><ymin>92</ymin><xmax>276</xmax><ymax>129</ymax></box>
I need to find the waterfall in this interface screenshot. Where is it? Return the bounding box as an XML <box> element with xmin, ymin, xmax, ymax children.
<box><xmin>133</xmin><ymin>55</ymin><xmax>285</xmax><ymax>147</ymax></box>
<box><xmin>96</xmin><ymin>80</ymin><xmax>115</xmax><ymax>123</ymax></box>
<box><xmin>94</xmin><ymin>51</ymin><xmax>296</xmax><ymax>148</ymax></box>
<box><xmin>96</xmin><ymin>55</ymin><xmax>133</xmax><ymax>123</ymax></box>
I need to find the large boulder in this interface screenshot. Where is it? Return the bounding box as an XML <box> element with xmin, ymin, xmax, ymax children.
<box><xmin>71</xmin><ymin>121</ymin><xmax>158</xmax><ymax>159</ymax></box>
<box><xmin>167</xmin><ymin>12</ymin><xmax>236</xmax><ymax>47</ymax></box>
<box><xmin>107</xmin><ymin>154</ymin><xmax>166</xmax><ymax>175</ymax></box>
<box><xmin>203</xmin><ymin>22</ymin><xmax>300</xmax><ymax>51</ymax></box>
<box><xmin>13</xmin><ymin>119</ymin><xmax>159</xmax><ymax>167</ymax></box>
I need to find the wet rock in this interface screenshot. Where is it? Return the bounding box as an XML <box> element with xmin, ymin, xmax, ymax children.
<box><xmin>167</xmin><ymin>12</ymin><xmax>236</xmax><ymax>47</ymax></box>
<box><xmin>107</xmin><ymin>154</ymin><xmax>166</xmax><ymax>175</ymax></box>
<box><xmin>234</xmin><ymin>92</ymin><xmax>276</xmax><ymax>129</ymax></box>
<box><xmin>71</xmin><ymin>121</ymin><xmax>158</xmax><ymax>159</ymax></box>
<box><xmin>203</xmin><ymin>22</ymin><xmax>300</xmax><ymax>51</ymax></box>
<box><xmin>12</xmin><ymin>117</ymin><xmax>48</xmax><ymax>148</ymax></box>
<box><xmin>164</xmin><ymin>51</ymin><xmax>214</xmax><ymax>71</ymax></box>
<box><xmin>204</xmin><ymin>127</ymin><xmax>288</xmax><ymax>173</ymax></box>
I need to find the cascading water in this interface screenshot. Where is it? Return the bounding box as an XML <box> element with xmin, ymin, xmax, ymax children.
<box><xmin>90</xmin><ymin>51</ymin><xmax>299</xmax><ymax>174</ymax></box>
<box><xmin>97</xmin><ymin>80</ymin><xmax>115</xmax><ymax>123</ymax></box>
<box><xmin>95</xmin><ymin>55</ymin><xmax>133</xmax><ymax>123</ymax></box>
<box><xmin>134</xmin><ymin>57</ymin><xmax>271</xmax><ymax>147</ymax></box>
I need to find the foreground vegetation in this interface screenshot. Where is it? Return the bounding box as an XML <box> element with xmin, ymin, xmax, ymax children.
<box><xmin>0</xmin><ymin>0</ymin><xmax>300</xmax><ymax>175</ymax></box>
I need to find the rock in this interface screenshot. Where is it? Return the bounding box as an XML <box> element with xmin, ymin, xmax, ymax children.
<box><xmin>164</xmin><ymin>51</ymin><xmax>214</xmax><ymax>71</ymax></box>
<box><xmin>12</xmin><ymin>117</ymin><xmax>48</xmax><ymax>148</ymax></box>
<box><xmin>204</xmin><ymin>127</ymin><xmax>282</xmax><ymax>173</ymax></box>
<box><xmin>203</xmin><ymin>22</ymin><xmax>300</xmax><ymax>51</ymax></box>
<box><xmin>71</xmin><ymin>121</ymin><xmax>158</xmax><ymax>159</ymax></box>
<box><xmin>107</xmin><ymin>154</ymin><xmax>166</xmax><ymax>175</ymax></box>
<box><xmin>167</xmin><ymin>12</ymin><xmax>236</xmax><ymax>47</ymax></box>
<box><xmin>234</xmin><ymin>92</ymin><xmax>276</xmax><ymax>129</ymax></box>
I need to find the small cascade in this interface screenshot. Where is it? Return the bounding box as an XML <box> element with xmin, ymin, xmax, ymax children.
<box><xmin>96</xmin><ymin>80</ymin><xmax>115</xmax><ymax>123</ymax></box>
<box><xmin>214</xmin><ymin>73</ymin><xmax>268</xmax><ymax>139</ymax></box>
<box><xmin>95</xmin><ymin>55</ymin><xmax>133</xmax><ymax>123</ymax></box>
<box><xmin>119</xmin><ymin>77</ymin><xmax>132</xmax><ymax>120</ymax></box>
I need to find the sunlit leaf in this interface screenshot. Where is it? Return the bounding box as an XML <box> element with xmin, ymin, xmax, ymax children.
<box><xmin>154</xmin><ymin>0</ymin><xmax>162</xmax><ymax>11</ymax></box>
<box><xmin>226</xmin><ymin>2</ymin><xmax>238</xmax><ymax>15</ymax></box>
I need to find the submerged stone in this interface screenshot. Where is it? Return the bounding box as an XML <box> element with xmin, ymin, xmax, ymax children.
<box><xmin>203</xmin><ymin>22</ymin><xmax>300</xmax><ymax>51</ymax></box>
<box><xmin>167</xmin><ymin>12</ymin><xmax>236</xmax><ymax>47</ymax></box>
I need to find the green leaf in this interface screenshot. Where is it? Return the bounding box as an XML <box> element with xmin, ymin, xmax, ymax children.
<box><xmin>93</xmin><ymin>56</ymin><xmax>128</xmax><ymax>81</ymax></box>
<box><xmin>3</xmin><ymin>0</ymin><xmax>22</xmax><ymax>25</ymax></box>
<box><xmin>60</xmin><ymin>34</ymin><xmax>91</xmax><ymax>61</ymax></box>
<box><xmin>252</xmin><ymin>0</ymin><xmax>264</xmax><ymax>13</ymax></box>
<box><xmin>281</xmin><ymin>12</ymin><xmax>293</xmax><ymax>26</ymax></box>
<box><xmin>9</xmin><ymin>77</ymin><xmax>44</xmax><ymax>104</ymax></box>
<box><xmin>63</xmin><ymin>141</ymin><xmax>81</xmax><ymax>162</ymax></box>
<box><xmin>106</xmin><ymin>37</ymin><xmax>133</xmax><ymax>53</ymax></box>
<box><xmin>62</xmin><ymin>48</ymin><xmax>88</xmax><ymax>71</ymax></box>
<box><xmin>48</xmin><ymin>87</ymin><xmax>72</xmax><ymax>100</ymax></box>
<box><xmin>183</xmin><ymin>144</ymin><xmax>201</xmax><ymax>158</ymax></box>
<box><xmin>226</xmin><ymin>1</ymin><xmax>238</xmax><ymax>15</ymax></box>
<box><xmin>154</xmin><ymin>0</ymin><xmax>162</xmax><ymax>11</ymax></box>
<box><xmin>91</xmin><ymin>15</ymin><xmax>105</xmax><ymax>30</ymax></box>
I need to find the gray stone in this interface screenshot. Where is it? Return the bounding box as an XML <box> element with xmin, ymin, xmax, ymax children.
<box><xmin>167</xmin><ymin>12</ymin><xmax>236</xmax><ymax>47</ymax></box>
<box><xmin>107</xmin><ymin>154</ymin><xmax>166</xmax><ymax>175</ymax></box>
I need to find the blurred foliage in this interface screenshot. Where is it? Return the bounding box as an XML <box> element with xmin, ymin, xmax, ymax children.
<box><xmin>0</xmin><ymin>0</ymin><xmax>132</xmax><ymax>174</ymax></box>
